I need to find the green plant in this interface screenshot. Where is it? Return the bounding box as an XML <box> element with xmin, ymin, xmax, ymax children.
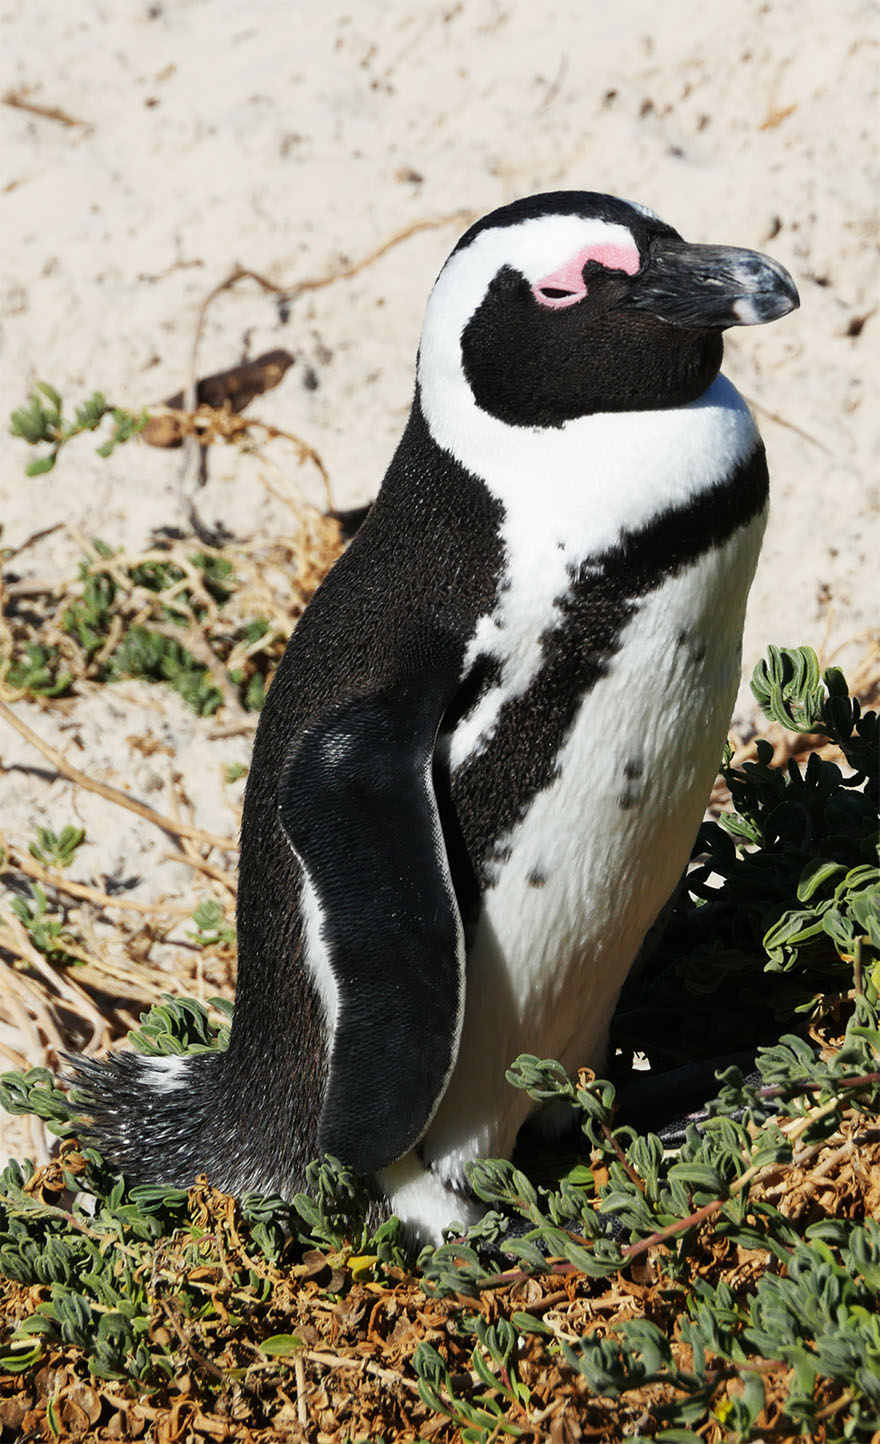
<box><xmin>124</xmin><ymin>994</ymin><xmax>233</xmax><ymax>1057</ymax></box>
<box><xmin>28</xmin><ymin>826</ymin><xmax>86</xmax><ymax>870</ymax></box>
<box><xmin>109</xmin><ymin>625</ymin><xmax>223</xmax><ymax>715</ymax></box>
<box><xmin>60</xmin><ymin>545</ymin><xmax>118</xmax><ymax>660</ymax></box>
<box><xmin>4</xmin><ymin>642</ymin><xmax>72</xmax><ymax>697</ymax></box>
<box><xmin>9</xmin><ymin>383</ymin><xmax>146</xmax><ymax>475</ymax></box>
<box><xmin>3</xmin><ymin>534</ymin><xmax>288</xmax><ymax>716</ymax></box>
<box><xmin>188</xmin><ymin>900</ymin><xmax>237</xmax><ymax>949</ymax></box>
<box><xmin>413</xmin><ymin>1319</ymin><xmax>531</xmax><ymax>1440</ymax></box>
<box><xmin>8</xmin><ymin>885</ymin><xmax>81</xmax><ymax>966</ymax></box>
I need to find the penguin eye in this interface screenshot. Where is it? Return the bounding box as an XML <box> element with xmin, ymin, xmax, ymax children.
<box><xmin>538</xmin><ymin>286</ymin><xmax>577</xmax><ymax>300</ymax></box>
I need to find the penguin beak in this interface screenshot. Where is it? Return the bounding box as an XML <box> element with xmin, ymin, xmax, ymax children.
<box><xmin>630</xmin><ymin>237</ymin><xmax>800</xmax><ymax>329</ymax></box>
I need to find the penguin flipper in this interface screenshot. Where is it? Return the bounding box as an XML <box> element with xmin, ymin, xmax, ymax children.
<box><xmin>278</xmin><ymin>671</ymin><xmax>464</xmax><ymax>1176</ymax></box>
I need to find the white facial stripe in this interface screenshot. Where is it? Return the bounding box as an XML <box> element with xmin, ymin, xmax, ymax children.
<box><xmin>470</xmin><ymin>213</ymin><xmax>639</xmax><ymax>286</ymax></box>
<box><xmin>421</xmin><ymin>214</ymin><xmax>640</xmax><ymax>374</ymax></box>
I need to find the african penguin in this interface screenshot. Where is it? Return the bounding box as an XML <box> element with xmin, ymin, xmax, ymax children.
<box><xmin>75</xmin><ymin>192</ymin><xmax>798</xmax><ymax>1244</ymax></box>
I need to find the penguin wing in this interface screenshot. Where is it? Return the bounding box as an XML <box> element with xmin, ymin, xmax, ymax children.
<box><xmin>278</xmin><ymin>666</ymin><xmax>464</xmax><ymax>1175</ymax></box>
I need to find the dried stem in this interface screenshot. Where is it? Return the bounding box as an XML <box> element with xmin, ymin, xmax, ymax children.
<box><xmin>0</xmin><ymin>699</ymin><xmax>237</xmax><ymax>853</ymax></box>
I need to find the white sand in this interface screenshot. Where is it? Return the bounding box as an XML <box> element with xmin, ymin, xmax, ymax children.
<box><xmin>1</xmin><ymin>0</ymin><xmax>878</xmax><ymax>1163</ymax></box>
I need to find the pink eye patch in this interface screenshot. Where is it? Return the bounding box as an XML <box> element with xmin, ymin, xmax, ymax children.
<box><xmin>531</xmin><ymin>241</ymin><xmax>641</xmax><ymax>309</ymax></box>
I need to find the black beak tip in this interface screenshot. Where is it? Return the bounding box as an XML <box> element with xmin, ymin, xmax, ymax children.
<box><xmin>732</xmin><ymin>257</ymin><xmax>800</xmax><ymax>326</ymax></box>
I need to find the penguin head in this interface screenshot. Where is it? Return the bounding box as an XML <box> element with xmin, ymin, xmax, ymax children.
<box><xmin>418</xmin><ymin>191</ymin><xmax>799</xmax><ymax>428</ymax></box>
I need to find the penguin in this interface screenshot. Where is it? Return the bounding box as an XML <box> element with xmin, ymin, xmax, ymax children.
<box><xmin>75</xmin><ymin>192</ymin><xmax>798</xmax><ymax>1244</ymax></box>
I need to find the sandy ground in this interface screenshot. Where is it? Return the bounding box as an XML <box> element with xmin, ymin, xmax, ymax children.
<box><xmin>1</xmin><ymin>0</ymin><xmax>878</xmax><ymax>1165</ymax></box>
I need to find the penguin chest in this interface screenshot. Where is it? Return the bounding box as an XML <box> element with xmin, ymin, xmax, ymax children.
<box><xmin>472</xmin><ymin>540</ymin><xmax>755</xmax><ymax>1013</ymax></box>
<box><xmin>427</xmin><ymin>514</ymin><xmax>764</xmax><ymax>1169</ymax></box>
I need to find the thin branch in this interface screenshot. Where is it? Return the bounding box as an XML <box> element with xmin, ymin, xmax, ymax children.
<box><xmin>180</xmin><ymin>211</ymin><xmax>474</xmax><ymax>517</ymax></box>
<box><xmin>0</xmin><ymin>699</ymin><xmax>237</xmax><ymax>853</ymax></box>
<box><xmin>2</xmin><ymin>840</ymin><xmax>192</xmax><ymax>915</ymax></box>
<box><xmin>162</xmin><ymin>849</ymin><xmax>236</xmax><ymax>895</ymax></box>
<box><xmin>745</xmin><ymin>395</ymin><xmax>832</xmax><ymax>453</ymax></box>
<box><xmin>3</xmin><ymin>89</ymin><xmax>91</xmax><ymax>128</ymax></box>
<box><xmin>293</xmin><ymin>1354</ymin><xmax>308</xmax><ymax>1428</ymax></box>
<box><xmin>620</xmin><ymin>1199</ymin><xmax>723</xmax><ymax>1263</ymax></box>
<box><xmin>601</xmin><ymin>1122</ymin><xmax>645</xmax><ymax>1191</ymax></box>
<box><xmin>301</xmin><ymin>1347</ymin><xmax>422</xmax><ymax>1397</ymax></box>
<box><xmin>0</xmin><ymin>910</ymin><xmax>109</xmax><ymax>1048</ymax></box>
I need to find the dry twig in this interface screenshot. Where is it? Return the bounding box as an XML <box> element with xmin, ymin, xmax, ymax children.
<box><xmin>0</xmin><ymin>699</ymin><xmax>237</xmax><ymax>853</ymax></box>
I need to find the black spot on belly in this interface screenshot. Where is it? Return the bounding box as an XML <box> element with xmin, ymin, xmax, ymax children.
<box><xmin>677</xmin><ymin>629</ymin><xmax>706</xmax><ymax>663</ymax></box>
<box><xmin>624</xmin><ymin>757</ymin><xmax>644</xmax><ymax>781</ymax></box>
<box><xmin>527</xmin><ymin>868</ymin><xmax>547</xmax><ymax>888</ymax></box>
<box><xmin>618</xmin><ymin>786</ymin><xmax>642</xmax><ymax>811</ymax></box>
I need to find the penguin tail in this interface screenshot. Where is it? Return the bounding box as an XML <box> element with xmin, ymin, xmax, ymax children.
<box><xmin>66</xmin><ymin>1048</ymin><xmax>234</xmax><ymax>1192</ymax></box>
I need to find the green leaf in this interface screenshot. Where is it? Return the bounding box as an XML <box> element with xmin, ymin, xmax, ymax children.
<box><xmin>36</xmin><ymin>381</ymin><xmax>63</xmax><ymax>411</ymax></box>
<box><xmin>260</xmin><ymin>1333</ymin><xmax>304</xmax><ymax>1357</ymax></box>
<box><xmin>851</xmin><ymin>887</ymin><xmax>880</xmax><ymax>949</ymax></box>
<box><xmin>188</xmin><ymin>899</ymin><xmax>236</xmax><ymax>948</ymax></box>
<box><xmin>29</xmin><ymin>824</ymin><xmax>86</xmax><ymax>868</ymax></box>
<box><xmin>822</xmin><ymin>908</ymin><xmax>856</xmax><ymax>953</ymax></box>
<box><xmin>73</xmin><ymin>393</ymin><xmax>108</xmax><ymax>430</ymax></box>
<box><xmin>751</xmin><ymin>645</ymin><xmax>825</xmax><ymax>732</ymax></box>
<box><xmin>0</xmin><ymin>1338</ymin><xmax>46</xmax><ymax>1372</ymax></box>
<box><xmin>797</xmin><ymin>858</ymin><xmax>847</xmax><ymax>902</ymax></box>
<box><xmin>666</xmin><ymin>1161</ymin><xmax>724</xmax><ymax>1195</ymax></box>
<box><xmin>25</xmin><ymin>454</ymin><xmax>57</xmax><ymax>476</ymax></box>
<box><xmin>510</xmin><ymin>1311</ymin><xmax>550</xmax><ymax>1335</ymax></box>
<box><xmin>46</xmin><ymin>1394</ymin><xmax>61</xmax><ymax>1438</ymax></box>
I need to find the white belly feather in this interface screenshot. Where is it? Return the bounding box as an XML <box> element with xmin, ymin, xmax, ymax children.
<box><xmin>421</xmin><ymin>514</ymin><xmax>764</xmax><ymax>1182</ymax></box>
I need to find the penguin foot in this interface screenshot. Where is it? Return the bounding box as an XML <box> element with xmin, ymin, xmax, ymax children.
<box><xmin>378</xmin><ymin>1154</ymin><xmax>484</xmax><ymax>1248</ymax></box>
